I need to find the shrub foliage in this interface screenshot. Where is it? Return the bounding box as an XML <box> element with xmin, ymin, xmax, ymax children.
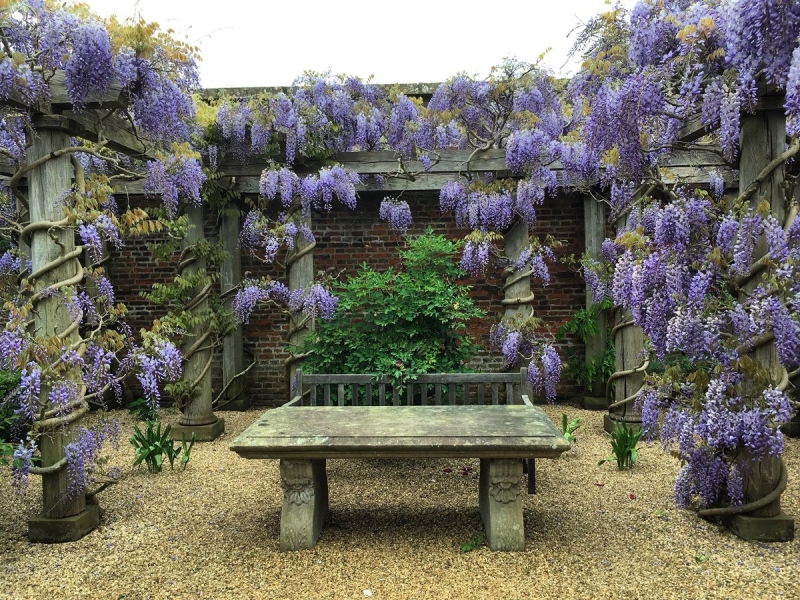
<box><xmin>299</xmin><ymin>230</ymin><xmax>484</xmax><ymax>379</ymax></box>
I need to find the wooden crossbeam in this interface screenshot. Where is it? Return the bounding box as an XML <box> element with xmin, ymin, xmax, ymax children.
<box><xmin>60</xmin><ymin>110</ymin><xmax>159</xmax><ymax>161</ymax></box>
<box><xmin>48</xmin><ymin>71</ymin><xmax>129</xmax><ymax>111</ymax></box>
<box><xmin>113</xmin><ymin>145</ymin><xmax>738</xmax><ymax>196</ymax></box>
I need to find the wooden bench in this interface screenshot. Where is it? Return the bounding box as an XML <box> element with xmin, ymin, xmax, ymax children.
<box><xmin>230</xmin><ymin>369</ymin><xmax>570</xmax><ymax>551</ymax></box>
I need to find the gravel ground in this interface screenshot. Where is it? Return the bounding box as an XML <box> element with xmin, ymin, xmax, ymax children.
<box><xmin>1</xmin><ymin>405</ymin><xmax>798</xmax><ymax>600</ymax></box>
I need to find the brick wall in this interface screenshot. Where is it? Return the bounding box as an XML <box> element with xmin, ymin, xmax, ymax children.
<box><xmin>109</xmin><ymin>191</ymin><xmax>587</xmax><ymax>406</ymax></box>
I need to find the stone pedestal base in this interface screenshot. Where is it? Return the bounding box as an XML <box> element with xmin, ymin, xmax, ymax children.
<box><xmin>28</xmin><ymin>502</ymin><xmax>100</xmax><ymax>543</ymax></box>
<box><xmin>171</xmin><ymin>417</ymin><xmax>225</xmax><ymax>442</ymax></box>
<box><xmin>279</xmin><ymin>459</ymin><xmax>329</xmax><ymax>551</ymax></box>
<box><xmin>603</xmin><ymin>414</ymin><xmax>642</xmax><ymax>435</ymax></box>
<box><xmin>479</xmin><ymin>458</ymin><xmax>525</xmax><ymax>551</ymax></box>
<box><xmin>581</xmin><ymin>395</ymin><xmax>608</xmax><ymax>410</ymax></box>
<box><xmin>728</xmin><ymin>511</ymin><xmax>795</xmax><ymax>542</ymax></box>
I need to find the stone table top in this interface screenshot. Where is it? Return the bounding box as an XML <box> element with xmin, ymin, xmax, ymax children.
<box><xmin>230</xmin><ymin>405</ymin><xmax>571</xmax><ymax>460</ymax></box>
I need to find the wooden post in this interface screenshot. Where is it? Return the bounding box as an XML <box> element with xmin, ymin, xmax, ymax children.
<box><xmin>739</xmin><ymin>107</ymin><xmax>785</xmax><ymax>382</ymax></box>
<box><xmin>173</xmin><ymin>203</ymin><xmax>224</xmax><ymax>441</ymax></box>
<box><xmin>502</xmin><ymin>218</ymin><xmax>534</xmax><ymax>321</ymax></box>
<box><xmin>26</xmin><ymin>120</ymin><xmax>99</xmax><ymax>541</ymax></box>
<box><xmin>583</xmin><ymin>197</ymin><xmax>608</xmax><ymax>409</ymax></box>
<box><xmin>606</xmin><ymin>209</ymin><xmax>645</xmax><ymax>432</ymax></box>
<box><xmin>219</xmin><ymin>204</ymin><xmax>248</xmax><ymax>410</ymax></box>
<box><xmin>729</xmin><ymin>101</ymin><xmax>794</xmax><ymax>540</ymax></box>
<box><xmin>285</xmin><ymin>209</ymin><xmax>315</xmax><ymax>401</ymax></box>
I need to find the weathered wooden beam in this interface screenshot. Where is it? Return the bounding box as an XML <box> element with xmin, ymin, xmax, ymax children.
<box><xmin>218</xmin><ymin>148</ymin><xmax>508</xmax><ymax>178</ymax></box>
<box><xmin>114</xmin><ymin>166</ymin><xmax>736</xmax><ymax>198</ymax></box>
<box><xmin>4</xmin><ymin>70</ymin><xmax>127</xmax><ymax>116</ymax></box>
<box><xmin>48</xmin><ymin>71</ymin><xmax>129</xmax><ymax>110</ymax></box>
<box><xmin>61</xmin><ymin>110</ymin><xmax>159</xmax><ymax>161</ymax></box>
<box><xmin>676</xmin><ymin>114</ymin><xmax>707</xmax><ymax>144</ymax></box>
<box><xmin>201</xmin><ymin>82</ymin><xmax>442</xmax><ymax>102</ymax></box>
<box><xmin>658</xmin><ymin>164</ymin><xmax>739</xmax><ymax>186</ymax></box>
<box><xmin>331</xmin><ymin>149</ymin><xmax>508</xmax><ymax>174</ymax></box>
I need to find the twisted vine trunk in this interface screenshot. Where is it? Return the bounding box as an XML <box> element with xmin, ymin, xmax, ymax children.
<box><xmin>285</xmin><ymin>206</ymin><xmax>315</xmax><ymax>400</ymax></box>
<box><xmin>26</xmin><ymin>120</ymin><xmax>89</xmax><ymax>527</ymax></box>
<box><xmin>175</xmin><ymin>204</ymin><xmax>222</xmax><ymax>439</ymax></box>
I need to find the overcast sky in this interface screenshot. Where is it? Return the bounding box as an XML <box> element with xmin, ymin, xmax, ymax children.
<box><xmin>80</xmin><ymin>0</ymin><xmax>636</xmax><ymax>89</ymax></box>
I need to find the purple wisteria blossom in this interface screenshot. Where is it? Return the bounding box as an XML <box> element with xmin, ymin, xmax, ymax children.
<box><xmin>379</xmin><ymin>198</ymin><xmax>412</xmax><ymax>233</ymax></box>
<box><xmin>64</xmin><ymin>22</ymin><xmax>113</xmax><ymax>109</ymax></box>
<box><xmin>64</xmin><ymin>420</ymin><xmax>120</xmax><ymax>499</ymax></box>
<box><xmin>136</xmin><ymin>339</ymin><xmax>183</xmax><ymax>409</ymax></box>
<box><xmin>144</xmin><ymin>156</ymin><xmax>206</xmax><ymax>218</ymax></box>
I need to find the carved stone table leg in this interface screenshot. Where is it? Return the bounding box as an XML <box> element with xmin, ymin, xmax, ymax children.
<box><xmin>479</xmin><ymin>458</ymin><xmax>525</xmax><ymax>551</ymax></box>
<box><xmin>279</xmin><ymin>459</ymin><xmax>328</xmax><ymax>551</ymax></box>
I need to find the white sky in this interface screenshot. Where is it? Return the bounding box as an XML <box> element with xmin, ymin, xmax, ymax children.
<box><xmin>79</xmin><ymin>0</ymin><xmax>635</xmax><ymax>89</ymax></box>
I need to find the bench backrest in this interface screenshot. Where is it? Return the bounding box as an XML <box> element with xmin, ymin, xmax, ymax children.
<box><xmin>291</xmin><ymin>369</ymin><xmax>532</xmax><ymax>407</ymax></box>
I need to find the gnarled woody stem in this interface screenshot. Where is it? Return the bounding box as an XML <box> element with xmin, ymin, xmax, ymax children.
<box><xmin>697</xmin><ymin>458</ymin><xmax>787</xmax><ymax>518</ymax></box>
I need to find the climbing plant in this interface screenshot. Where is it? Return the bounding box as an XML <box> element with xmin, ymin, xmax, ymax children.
<box><xmin>574</xmin><ymin>1</ymin><xmax>799</xmax><ymax>513</ymax></box>
<box><xmin>0</xmin><ymin>2</ymin><xmax>213</xmax><ymax>536</ymax></box>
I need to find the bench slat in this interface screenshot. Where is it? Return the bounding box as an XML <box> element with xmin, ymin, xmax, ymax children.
<box><xmin>413</xmin><ymin>373</ymin><xmax>524</xmax><ymax>384</ymax></box>
<box><xmin>293</xmin><ymin>371</ymin><xmax>529</xmax><ymax>408</ymax></box>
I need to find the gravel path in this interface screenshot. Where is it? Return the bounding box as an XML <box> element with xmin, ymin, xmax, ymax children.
<box><xmin>1</xmin><ymin>405</ymin><xmax>798</xmax><ymax>599</ymax></box>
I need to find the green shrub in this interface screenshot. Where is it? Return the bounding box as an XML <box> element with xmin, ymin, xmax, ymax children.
<box><xmin>298</xmin><ymin>230</ymin><xmax>484</xmax><ymax>381</ymax></box>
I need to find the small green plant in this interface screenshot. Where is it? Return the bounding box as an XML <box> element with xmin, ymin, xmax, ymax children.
<box><xmin>556</xmin><ymin>299</ymin><xmax>615</xmax><ymax>391</ymax></box>
<box><xmin>128</xmin><ymin>397</ymin><xmax>159</xmax><ymax>422</ymax></box>
<box><xmin>694</xmin><ymin>552</ymin><xmax>710</xmax><ymax>563</ymax></box>
<box><xmin>0</xmin><ymin>440</ymin><xmax>14</xmax><ymax>466</ymax></box>
<box><xmin>1</xmin><ymin>369</ymin><xmax>23</xmax><ymax>464</ymax></box>
<box><xmin>130</xmin><ymin>420</ymin><xmax>196</xmax><ymax>473</ymax></box>
<box><xmin>599</xmin><ymin>422</ymin><xmax>643</xmax><ymax>470</ymax></box>
<box><xmin>561</xmin><ymin>413</ymin><xmax>582</xmax><ymax>444</ymax></box>
<box><xmin>460</xmin><ymin>534</ymin><xmax>484</xmax><ymax>552</ymax></box>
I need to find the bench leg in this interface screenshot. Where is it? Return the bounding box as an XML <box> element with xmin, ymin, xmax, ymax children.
<box><xmin>524</xmin><ymin>458</ymin><xmax>536</xmax><ymax>494</ymax></box>
<box><xmin>478</xmin><ymin>458</ymin><xmax>525</xmax><ymax>551</ymax></box>
<box><xmin>279</xmin><ymin>459</ymin><xmax>328</xmax><ymax>551</ymax></box>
